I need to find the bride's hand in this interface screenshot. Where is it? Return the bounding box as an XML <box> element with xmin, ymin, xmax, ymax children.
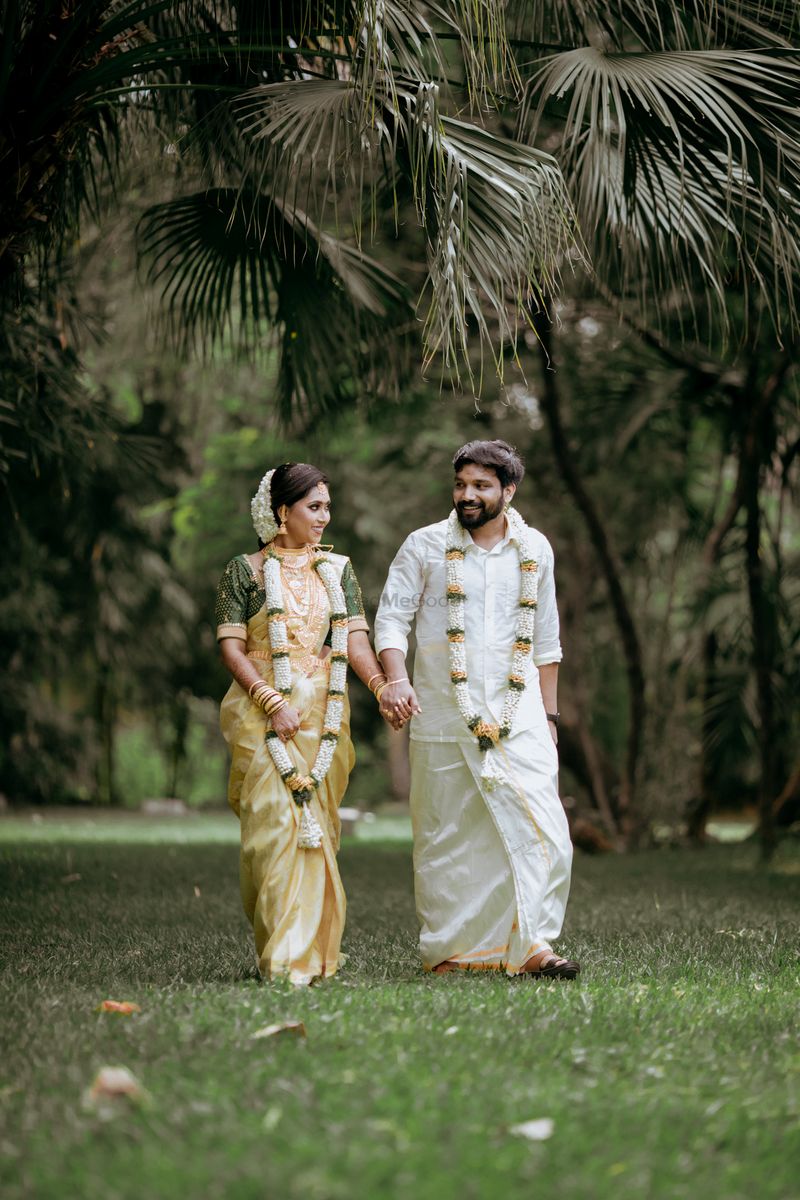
<box><xmin>271</xmin><ymin>704</ymin><xmax>301</xmax><ymax>742</ymax></box>
<box><xmin>379</xmin><ymin>680</ymin><xmax>421</xmax><ymax>725</ymax></box>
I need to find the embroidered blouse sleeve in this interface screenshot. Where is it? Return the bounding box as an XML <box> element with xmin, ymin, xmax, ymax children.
<box><xmin>215</xmin><ymin>557</ymin><xmax>250</xmax><ymax>642</ymax></box>
<box><xmin>374</xmin><ymin>533</ymin><xmax>425</xmax><ymax>657</ymax></box>
<box><xmin>533</xmin><ymin>537</ymin><xmax>563</xmax><ymax>666</ymax></box>
<box><xmin>342</xmin><ymin>560</ymin><xmax>370</xmax><ymax>634</ymax></box>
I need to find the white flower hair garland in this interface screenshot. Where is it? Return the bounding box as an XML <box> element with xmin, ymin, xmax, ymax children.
<box><xmin>251</xmin><ymin>469</ymin><xmax>279</xmax><ymax>544</ymax></box>
<box><xmin>262</xmin><ymin>550</ymin><xmax>349</xmax><ymax>849</ymax></box>
<box><xmin>445</xmin><ymin>505</ymin><xmax>538</xmax><ymax>789</ymax></box>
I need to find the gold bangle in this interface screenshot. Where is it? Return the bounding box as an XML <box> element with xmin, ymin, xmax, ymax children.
<box><xmin>252</xmin><ymin>685</ymin><xmax>282</xmax><ymax>713</ymax></box>
<box><xmin>269</xmin><ymin>700</ymin><xmax>288</xmax><ymax>718</ymax></box>
<box><xmin>367</xmin><ymin>671</ymin><xmax>387</xmax><ymax>693</ymax></box>
<box><xmin>248</xmin><ymin>679</ymin><xmax>266</xmax><ymax>699</ymax></box>
<box><xmin>374</xmin><ymin>683</ymin><xmax>387</xmax><ymax>703</ymax></box>
<box><xmin>386</xmin><ymin>677</ymin><xmax>409</xmax><ymax>686</ymax></box>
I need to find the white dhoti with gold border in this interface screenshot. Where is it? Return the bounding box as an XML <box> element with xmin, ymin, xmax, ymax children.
<box><xmin>409</xmin><ymin>722</ymin><xmax>572</xmax><ymax>975</ymax></box>
<box><xmin>374</xmin><ymin>515</ymin><xmax>574</xmax><ymax>977</ymax></box>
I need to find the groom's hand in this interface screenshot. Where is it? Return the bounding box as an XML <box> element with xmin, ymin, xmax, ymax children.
<box><xmin>379</xmin><ymin>708</ymin><xmax>407</xmax><ymax>731</ymax></box>
<box><xmin>379</xmin><ymin>680</ymin><xmax>421</xmax><ymax>727</ymax></box>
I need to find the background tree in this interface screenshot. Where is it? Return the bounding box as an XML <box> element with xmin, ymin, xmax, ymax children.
<box><xmin>1</xmin><ymin>2</ymin><xmax>798</xmax><ymax>857</ymax></box>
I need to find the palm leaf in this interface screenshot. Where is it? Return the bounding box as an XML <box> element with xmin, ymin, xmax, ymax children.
<box><xmin>232</xmin><ymin>75</ymin><xmax>581</xmax><ymax>381</ymax></box>
<box><xmin>400</xmin><ymin>87</ymin><xmax>582</xmax><ymax>378</ymax></box>
<box><xmin>137</xmin><ymin>187</ymin><xmax>411</xmax><ymax>421</ymax></box>
<box><xmin>522</xmin><ymin>46</ymin><xmax>800</xmax><ymax>337</ymax></box>
<box><xmin>506</xmin><ymin>1</ymin><xmax>798</xmax><ymax>53</ymax></box>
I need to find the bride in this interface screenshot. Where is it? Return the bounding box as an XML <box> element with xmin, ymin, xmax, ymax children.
<box><xmin>215</xmin><ymin>462</ymin><xmax>393</xmax><ymax>985</ymax></box>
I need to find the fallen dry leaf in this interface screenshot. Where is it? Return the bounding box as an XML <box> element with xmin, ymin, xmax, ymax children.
<box><xmin>96</xmin><ymin>1000</ymin><xmax>141</xmax><ymax>1015</ymax></box>
<box><xmin>250</xmin><ymin>1021</ymin><xmax>306</xmax><ymax>1041</ymax></box>
<box><xmin>193</xmin><ymin>885</ymin><xmax>201</xmax><ymax>898</ymax></box>
<box><xmin>509</xmin><ymin>1118</ymin><xmax>554</xmax><ymax>1142</ymax></box>
<box><xmin>60</xmin><ymin>874</ymin><xmax>81</xmax><ymax>884</ymax></box>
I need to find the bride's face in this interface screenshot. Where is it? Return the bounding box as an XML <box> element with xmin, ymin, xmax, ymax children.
<box><xmin>283</xmin><ymin>483</ymin><xmax>331</xmax><ymax>545</ymax></box>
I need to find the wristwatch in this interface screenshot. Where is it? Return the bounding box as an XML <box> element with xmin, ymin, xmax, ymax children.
<box><xmin>546</xmin><ymin>711</ymin><xmax>560</xmax><ymax>727</ymax></box>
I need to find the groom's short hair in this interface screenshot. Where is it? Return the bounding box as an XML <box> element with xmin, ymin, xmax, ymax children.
<box><xmin>452</xmin><ymin>439</ymin><xmax>525</xmax><ymax>488</ymax></box>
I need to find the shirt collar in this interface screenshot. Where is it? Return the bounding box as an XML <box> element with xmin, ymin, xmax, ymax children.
<box><xmin>465</xmin><ymin>515</ymin><xmax>516</xmax><ymax>552</ymax></box>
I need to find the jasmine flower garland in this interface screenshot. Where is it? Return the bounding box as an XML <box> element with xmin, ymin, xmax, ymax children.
<box><xmin>445</xmin><ymin>506</ymin><xmax>538</xmax><ymax>787</ymax></box>
<box><xmin>262</xmin><ymin>550</ymin><xmax>349</xmax><ymax>849</ymax></box>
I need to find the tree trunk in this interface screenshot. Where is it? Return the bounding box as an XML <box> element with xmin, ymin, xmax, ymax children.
<box><xmin>168</xmin><ymin>691</ymin><xmax>191</xmax><ymax>799</ymax></box>
<box><xmin>742</xmin><ymin>436</ymin><xmax>778</xmax><ymax>861</ymax></box>
<box><xmin>687</xmin><ymin>630</ymin><xmax>718</xmax><ymax>844</ymax></box>
<box><xmin>95</xmin><ymin>667</ymin><xmax>117</xmax><ymax>806</ymax></box>
<box><xmin>774</xmin><ymin>763</ymin><xmax>800</xmax><ymax>827</ymax></box>
<box><xmin>532</xmin><ymin>304</ymin><xmax>646</xmax><ymax>843</ymax></box>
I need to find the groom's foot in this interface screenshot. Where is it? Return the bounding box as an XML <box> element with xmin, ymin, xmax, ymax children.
<box><xmin>522</xmin><ymin>950</ymin><xmax>580</xmax><ymax>979</ymax></box>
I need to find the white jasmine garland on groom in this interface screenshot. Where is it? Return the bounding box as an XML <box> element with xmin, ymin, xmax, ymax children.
<box><xmin>445</xmin><ymin>505</ymin><xmax>539</xmax><ymax>785</ymax></box>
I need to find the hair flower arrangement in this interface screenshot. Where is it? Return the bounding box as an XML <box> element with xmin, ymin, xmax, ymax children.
<box><xmin>251</xmin><ymin>469</ymin><xmax>279</xmax><ymax>543</ymax></box>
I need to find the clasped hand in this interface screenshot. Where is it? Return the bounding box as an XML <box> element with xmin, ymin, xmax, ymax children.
<box><xmin>271</xmin><ymin>704</ymin><xmax>301</xmax><ymax>742</ymax></box>
<box><xmin>379</xmin><ymin>681</ymin><xmax>422</xmax><ymax>731</ymax></box>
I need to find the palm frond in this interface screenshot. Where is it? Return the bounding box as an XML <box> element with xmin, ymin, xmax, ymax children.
<box><xmin>593</xmin><ymin>0</ymin><xmax>799</xmax><ymax>51</ymax></box>
<box><xmin>521</xmin><ymin>46</ymin><xmax>800</xmax><ymax>338</ymax></box>
<box><xmin>233</xmin><ymin>78</ymin><xmax>360</xmax><ymax>206</ymax></box>
<box><xmin>137</xmin><ymin>187</ymin><xmax>412</xmax><ymax>422</ymax></box>
<box><xmin>231</xmin><ymin>75</ymin><xmax>582</xmax><ymax>381</ymax></box>
<box><xmin>397</xmin><ymin>83</ymin><xmax>582</xmax><ymax>378</ymax></box>
<box><xmin>427</xmin><ymin>1</ymin><xmax>520</xmax><ymax>100</ymax></box>
<box><xmin>506</xmin><ymin>1</ymin><xmax>798</xmax><ymax>53</ymax></box>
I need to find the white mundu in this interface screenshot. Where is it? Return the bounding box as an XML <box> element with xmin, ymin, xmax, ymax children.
<box><xmin>374</xmin><ymin>515</ymin><xmax>573</xmax><ymax>974</ymax></box>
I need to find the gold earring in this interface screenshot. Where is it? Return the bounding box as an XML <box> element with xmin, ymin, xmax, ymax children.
<box><xmin>278</xmin><ymin>508</ymin><xmax>288</xmax><ymax>536</ymax></box>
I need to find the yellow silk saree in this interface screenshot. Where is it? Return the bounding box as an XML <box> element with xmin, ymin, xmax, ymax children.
<box><xmin>216</xmin><ymin>548</ymin><xmax>368</xmax><ymax>985</ymax></box>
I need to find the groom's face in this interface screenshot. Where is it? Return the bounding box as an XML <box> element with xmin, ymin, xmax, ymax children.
<box><xmin>453</xmin><ymin>464</ymin><xmax>509</xmax><ymax>529</ymax></box>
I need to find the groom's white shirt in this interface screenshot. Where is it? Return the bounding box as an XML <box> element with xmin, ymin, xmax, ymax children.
<box><xmin>374</xmin><ymin>517</ymin><xmax>562</xmax><ymax>743</ymax></box>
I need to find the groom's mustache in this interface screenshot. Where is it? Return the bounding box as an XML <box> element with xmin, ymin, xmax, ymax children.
<box><xmin>456</xmin><ymin>501</ymin><xmax>484</xmax><ymax>514</ymax></box>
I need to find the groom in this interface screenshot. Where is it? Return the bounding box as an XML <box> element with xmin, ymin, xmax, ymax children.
<box><xmin>374</xmin><ymin>439</ymin><xmax>578</xmax><ymax>978</ymax></box>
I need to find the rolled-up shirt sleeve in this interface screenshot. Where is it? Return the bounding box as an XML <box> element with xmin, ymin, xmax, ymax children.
<box><xmin>533</xmin><ymin>537</ymin><xmax>563</xmax><ymax>666</ymax></box>
<box><xmin>374</xmin><ymin>534</ymin><xmax>424</xmax><ymax>657</ymax></box>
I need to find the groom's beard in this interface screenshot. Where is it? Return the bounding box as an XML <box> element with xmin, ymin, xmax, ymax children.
<box><xmin>456</xmin><ymin>495</ymin><xmax>504</xmax><ymax>529</ymax></box>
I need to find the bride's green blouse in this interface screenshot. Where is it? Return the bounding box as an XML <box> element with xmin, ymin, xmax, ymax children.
<box><xmin>215</xmin><ymin>553</ymin><xmax>367</xmax><ymax>641</ymax></box>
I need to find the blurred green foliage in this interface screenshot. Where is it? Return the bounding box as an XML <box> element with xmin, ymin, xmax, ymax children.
<box><xmin>2</xmin><ymin>188</ymin><xmax>798</xmax><ymax>836</ymax></box>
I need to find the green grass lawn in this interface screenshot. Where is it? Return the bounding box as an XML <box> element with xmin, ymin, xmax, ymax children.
<box><xmin>1</xmin><ymin>815</ymin><xmax>798</xmax><ymax>1200</ymax></box>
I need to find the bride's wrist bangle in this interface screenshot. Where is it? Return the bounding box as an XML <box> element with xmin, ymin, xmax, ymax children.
<box><xmin>252</xmin><ymin>683</ymin><xmax>282</xmax><ymax>713</ymax></box>
<box><xmin>367</xmin><ymin>672</ymin><xmax>387</xmax><ymax>694</ymax></box>
<box><xmin>374</xmin><ymin>683</ymin><xmax>387</xmax><ymax>703</ymax></box>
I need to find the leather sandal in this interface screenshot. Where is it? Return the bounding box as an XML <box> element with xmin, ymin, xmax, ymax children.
<box><xmin>522</xmin><ymin>951</ymin><xmax>581</xmax><ymax>979</ymax></box>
